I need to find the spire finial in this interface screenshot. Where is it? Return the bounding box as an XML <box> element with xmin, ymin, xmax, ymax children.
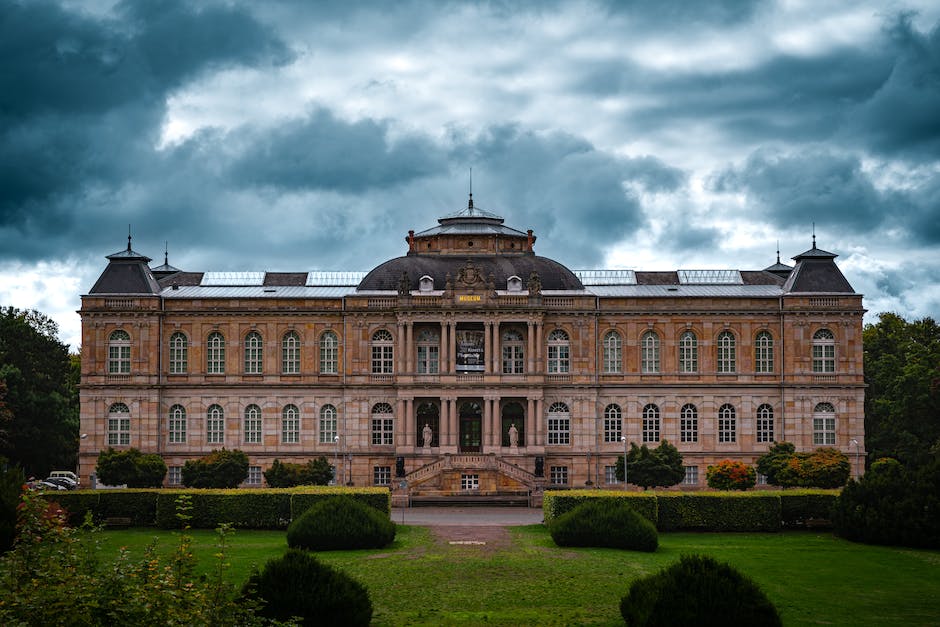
<box><xmin>164</xmin><ymin>241</ymin><xmax>169</xmax><ymax>265</ymax></box>
<box><xmin>776</xmin><ymin>240</ymin><xmax>780</xmax><ymax>264</ymax></box>
<box><xmin>127</xmin><ymin>224</ymin><xmax>132</xmax><ymax>251</ymax></box>
<box><xmin>468</xmin><ymin>167</ymin><xmax>474</xmax><ymax>212</ymax></box>
<box><xmin>812</xmin><ymin>222</ymin><xmax>816</xmax><ymax>248</ymax></box>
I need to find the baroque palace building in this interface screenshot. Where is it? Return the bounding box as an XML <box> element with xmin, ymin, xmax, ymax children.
<box><xmin>78</xmin><ymin>199</ymin><xmax>866</xmax><ymax>498</ymax></box>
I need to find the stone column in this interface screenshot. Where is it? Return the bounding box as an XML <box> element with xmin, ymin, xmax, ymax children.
<box><xmin>484</xmin><ymin>321</ymin><xmax>492</xmax><ymax>374</ymax></box>
<box><xmin>535</xmin><ymin>322</ymin><xmax>544</xmax><ymax>373</ymax></box>
<box><xmin>483</xmin><ymin>397</ymin><xmax>492</xmax><ymax>449</ymax></box>
<box><xmin>440</xmin><ymin>321</ymin><xmax>448</xmax><ymax>374</ymax></box>
<box><xmin>527</xmin><ymin>321</ymin><xmax>535</xmax><ymax>373</ymax></box>
<box><xmin>449</xmin><ymin>398</ymin><xmax>458</xmax><ymax>447</ymax></box>
<box><xmin>492</xmin><ymin>321</ymin><xmax>501</xmax><ymax>373</ymax></box>
<box><xmin>526</xmin><ymin>397</ymin><xmax>535</xmax><ymax>447</ymax></box>
<box><xmin>535</xmin><ymin>398</ymin><xmax>544</xmax><ymax>446</ymax></box>
<box><xmin>405</xmin><ymin>398</ymin><xmax>414</xmax><ymax>447</ymax></box>
<box><xmin>405</xmin><ymin>321</ymin><xmax>414</xmax><ymax>374</ymax></box>
<box><xmin>396</xmin><ymin>398</ymin><xmax>405</xmax><ymax>446</ymax></box>
<box><xmin>397</xmin><ymin>322</ymin><xmax>406</xmax><ymax>374</ymax></box>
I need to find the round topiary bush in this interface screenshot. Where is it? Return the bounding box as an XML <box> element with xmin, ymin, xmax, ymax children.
<box><xmin>549</xmin><ymin>498</ymin><xmax>658</xmax><ymax>552</ymax></box>
<box><xmin>620</xmin><ymin>554</ymin><xmax>781</xmax><ymax>626</ymax></box>
<box><xmin>287</xmin><ymin>496</ymin><xmax>396</xmax><ymax>551</ymax></box>
<box><xmin>244</xmin><ymin>549</ymin><xmax>372</xmax><ymax>626</ymax></box>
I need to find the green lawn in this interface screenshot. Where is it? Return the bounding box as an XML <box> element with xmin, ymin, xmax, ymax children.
<box><xmin>90</xmin><ymin>526</ymin><xmax>940</xmax><ymax>626</ymax></box>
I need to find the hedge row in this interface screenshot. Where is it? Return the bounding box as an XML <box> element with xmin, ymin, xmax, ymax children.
<box><xmin>543</xmin><ymin>489</ymin><xmax>838</xmax><ymax>531</ymax></box>
<box><xmin>42</xmin><ymin>487</ymin><xmax>392</xmax><ymax>529</ymax></box>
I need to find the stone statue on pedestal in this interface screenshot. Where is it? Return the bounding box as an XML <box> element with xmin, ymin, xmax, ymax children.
<box><xmin>508</xmin><ymin>423</ymin><xmax>519</xmax><ymax>448</ymax></box>
<box><xmin>422</xmin><ymin>423</ymin><xmax>433</xmax><ymax>448</ymax></box>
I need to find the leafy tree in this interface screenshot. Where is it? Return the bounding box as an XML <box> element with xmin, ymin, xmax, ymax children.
<box><xmin>264</xmin><ymin>457</ymin><xmax>333</xmax><ymax>488</ymax></box>
<box><xmin>95</xmin><ymin>447</ymin><xmax>167</xmax><ymax>487</ymax></box>
<box><xmin>864</xmin><ymin>313</ymin><xmax>940</xmax><ymax>466</ymax></box>
<box><xmin>181</xmin><ymin>449</ymin><xmax>249</xmax><ymax>488</ymax></box>
<box><xmin>706</xmin><ymin>460</ymin><xmax>756</xmax><ymax>490</ymax></box>
<box><xmin>755</xmin><ymin>442</ymin><xmax>850</xmax><ymax>488</ymax></box>
<box><xmin>617</xmin><ymin>440</ymin><xmax>685</xmax><ymax>490</ymax></box>
<box><xmin>0</xmin><ymin>458</ymin><xmax>24</xmax><ymax>552</ymax></box>
<box><xmin>0</xmin><ymin>308</ymin><xmax>79</xmax><ymax>477</ymax></box>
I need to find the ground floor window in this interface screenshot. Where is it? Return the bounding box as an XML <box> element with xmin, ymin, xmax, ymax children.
<box><xmin>756</xmin><ymin>472</ymin><xmax>768</xmax><ymax>485</ymax></box>
<box><xmin>550</xmin><ymin>466</ymin><xmax>568</xmax><ymax>485</ymax></box>
<box><xmin>168</xmin><ymin>466</ymin><xmax>182</xmax><ymax>486</ymax></box>
<box><xmin>373</xmin><ymin>466</ymin><xmax>391</xmax><ymax>486</ymax></box>
<box><xmin>683</xmin><ymin>466</ymin><xmax>698</xmax><ymax>485</ymax></box>
<box><xmin>246</xmin><ymin>466</ymin><xmax>262</xmax><ymax>486</ymax></box>
<box><xmin>604</xmin><ymin>465</ymin><xmax>619</xmax><ymax>484</ymax></box>
<box><xmin>461</xmin><ymin>474</ymin><xmax>480</xmax><ymax>490</ymax></box>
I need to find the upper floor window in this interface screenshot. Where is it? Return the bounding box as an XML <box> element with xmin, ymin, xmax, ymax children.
<box><xmin>244</xmin><ymin>404</ymin><xmax>262</xmax><ymax>444</ymax></box>
<box><xmin>108</xmin><ymin>330</ymin><xmax>131</xmax><ymax>374</ymax></box>
<box><xmin>757</xmin><ymin>403</ymin><xmax>774</xmax><ymax>443</ymax></box>
<box><xmin>812</xmin><ymin>329</ymin><xmax>835</xmax><ymax>373</ymax></box>
<box><xmin>547</xmin><ymin>402</ymin><xmax>570</xmax><ymax>445</ymax></box>
<box><xmin>282</xmin><ymin>404</ymin><xmax>300</xmax><ymax>443</ymax></box>
<box><xmin>502</xmin><ymin>330</ymin><xmax>525</xmax><ymax>374</ymax></box>
<box><xmin>320</xmin><ymin>331</ymin><xmax>338</xmax><ymax>374</ymax></box>
<box><xmin>169</xmin><ymin>332</ymin><xmax>188</xmax><ymax>374</ymax></box>
<box><xmin>107</xmin><ymin>402</ymin><xmax>130</xmax><ymax>445</ymax></box>
<box><xmin>603</xmin><ymin>403</ymin><xmax>622</xmax><ymax>443</ymax></box>
<box><xmin>371</xmin><ymin>402</ymin><xmax>394</xmax><ymax>445</ymax></box>
<box><xmin>717</xmin><ymin>330</ymin><xmax>736</xmax><ymax>373</ymax></box>
<box><xmin>603</xmin><ymin>331</ymin><xmax>622</xmax><ymax>373</ymax></box>
<box><xmin>755</xmin><ymin>331</ymin><xmax>774</xmax><ymax>373</ymax></box>
<box><xmin>813</xmin><ymin>402</ymin><xmax>836</xmax><ymax>445</ymax></box>
<box><xmin>547</xmin><ymin>329</ymin><xmax>570</xmax><ymax>374</ymax></box>
<box><xmin>416</xmin><ymin>328</ymin><xmax>440</xmax><ymax>374</ymax></box>
<box><xmin>282</xmin><ymin>331</ymin><xmax>301</xmax><ymax>374</ymax></box>
<box><xmin>319</xmin><ymin>404</ymin><xmax>337</xmax><ymax>444</ymax></box>
<box><xmin>680</xmin><ymin>403</ymin><xmax>698</xmax><ymax>443</ymax></box>
<box><xmin>207</xmin><ymin>332</ymin><xmax>225</xmax><ymax>374</ymax></box>
<box><xmin>244</xmin><ymin>331</ymin><xmax>263</xmax><ymax>375</ymax></box>
<box><xmin>642</xmin><ymin>404</ymin><xmax>661</xmax><ymax>443</ymax></box>
<box><xmin>168</xmin><ymin>404</ymin><xmax>187</xmax><ymax>444</ymax></box>
<box><xmin>641</xmin><ymin>330</ymin><xmax>660</xmax><ymax>373</ymax></box>
<box><xmin>371</xmin><ymin>330</ymin><xmax>394</xmax><ymax>374</ymax></box>
<box><xmin>207</xmin><ymin>404</ymin><xmax>225</xmax><ymax>444</ymax></box>
<box><xmin>718</xmin><ymin>403</ymin><xmax>736</xmax><ymax>443</ymax></box>
<box><xmin>679</xmin><ymin>330</ymin><xmax>698</xmax><ymax>373</ymax></box>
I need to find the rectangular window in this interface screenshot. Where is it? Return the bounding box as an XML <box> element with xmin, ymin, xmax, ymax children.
<box><xmin>169</xmin><ymin>416</ymin><xmax>186</xmax><ymax>444</ymax></box>
<box><xmin>680</xmin><ymin>417</ymin><xmax>698</xmax><ymax>443</ymax></box>
<box><xmin>109</xmin><ymin>345</ymin><xmax>131</xmax><ymax>374</ymax></box>
<box><xmin>547</xmin><ymin>346</ymin><xmax>569</xmax><ymax>373</ymax></box>
<box><xmin>549</xmin><ymin>466</ymin><xmax>569</xmax><ymax>485</ymax></box>
<box><xmin>373</xmin><ymin>466</ymin><xmax>391</xmax><ymax>486</ymax></box>
<box><xmin>642</xmin><ymin>418</ymin><xmax>660</xmax><ymax>443</ymax></box>
<box><xmin>320</xmin><ymin>344</ymin><xmax>337</xmax><ymax>374</ymax></box>
<box><xmin>319</xmin><ymin>412</ymin><xmax>337</xmax><ymax>444</ymax></box>
<box><xmin>168</xmin><ymin>466</ymin><xmax>182</xmax><ymax>486</ymax></box>
<box><xmin>605</xmin><ymin>465</ymin><xmax>619</xmax><ymax>485</ymax></box>
<box><xmin>417</xmin><ymin>345</ymin><xmax>439</xmax><ymax>374</ymax></box>
<box><xmin>245</xmin><ymin>346</ymin><xmax>263</xmax><ymax>374</ymax></box>
<box><xmin>107</xmin><ymin>417</ymin><xmax>130</xmax><ymax>446</ymax></box>
<box><xmin>757</xmin><ymin>417</ymin><xmax>774</xmax><ymax>443</ymax></box>
<box><xmin>372</xmin><ymin>346</ymin><xmax>394</xmax><ymax>374</ymax></box>
<box><xmin>683</xmin><ymin>466</ymin><xmax>699</xmax><ymax>485</ymax></box>
<box><xmin>502</xmin><ymin>345</ymin><xmax>524</xmax><ymax>374</ymax></box>
<box><xmin>244</xmin><ymin>414</ymin><xmax>262</xmax><ymax>444</ymax></box>
<box><xmin>460</xmin><ymin>474</ymin><xmax>480</xmax><ymax>490</ymax></box>
<box><xmin>207</xmin><ymin>416</ymin><xmax>225</xmax><ymax>445</ymax></box>
<box><xmin>813</xmin><ymin>417</ymin><xmax>836</xmax><ymax>445</ymax></box>
<box><xmin>246</xmin><ymin>466</ymin><xmax>262</xmax><ymax>486</ymax></box>
<box><xmin>282</xmin><ymin>416</ymin><xmax>299</xmax><ymax>444</ymax></box>
<box><xmin>718</xmin><ymin>418</ymin><xmax>736</xmax><ymax>443</ymax></box>
<box><xmin>756</xmin><ymin>473</ymin><xmax>768</xmax><ymax>485</ymax></box>
<box><xmin>169</xmin><ymin>345</ymin><xmax>187</xmax><ymax>374</ymax></box>
<box><xmin>603</xmin><ymin>418</ymin><xmax>621</xmax><ymax>443</ymax></box>
<box><xmin>372</xmin><ymin>418</ymin><xmax>394</xmax><ymax>445</ymax></box>
<box><xmin>813</xmin><ymin>345</ymin><xmax>835</xmax><ymax>373</ymax></box>
<box><xmin>547</xmin><ymin>418</ymin><xmax>570</xmax><ymax>445</ymax></box>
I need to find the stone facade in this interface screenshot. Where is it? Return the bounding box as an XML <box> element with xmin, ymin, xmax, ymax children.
<box><xmin>78</xmin><ymin>206</ymin><xmax>866</xmax><ymax>495</ymax></box>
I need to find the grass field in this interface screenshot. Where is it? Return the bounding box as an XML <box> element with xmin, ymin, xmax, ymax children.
<box><xmin>90</xmin><ymin>525</ymin><xmax>940</xmax><ymax>626</ymax></box>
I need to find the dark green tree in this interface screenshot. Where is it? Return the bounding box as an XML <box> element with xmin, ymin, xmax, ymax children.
<box><xmin>0</xmin><ymin>458</ymin><xmax>25</xmax><ymax>552</ymax></box>
<box><xmin>181</xmin><ymin>449</ymin><xmax>248</xmax><ymax>488</ymax></box>
<box><xmin>95</xmin><ymin>447</ymin><xmax>167</xmax><ymax>487</ymax></box>
<box><xmin>264</xmin><ymin>457</ymin><xmax>333</xmax><ymax>488</ymax></box>
<box><xmin>864</xmin><ymin>313</ymin><xmax>940</xmax><ymax>466</ymax></box>
<box><xmin>0</xmin><ymin>308</ymin><xmax>78</xmax><ymax>477</ymax></box>
<box><xmin>617</xmin><ymin>440</ymin><xmax>685</xmax><ymax>489</ymax></box>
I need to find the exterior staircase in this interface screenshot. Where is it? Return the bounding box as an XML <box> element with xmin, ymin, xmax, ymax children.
<box><xmin>403</xmin><ymin>453</ymin><xmax>543</xmax><ymax>507</ymax></box>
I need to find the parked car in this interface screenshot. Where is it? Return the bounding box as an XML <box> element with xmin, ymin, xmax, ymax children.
<box><xmin>27</xmin><ymin>479</ymin><xmax>66</xmax><ymax>491</ymax></box>
<box><xmin>44</xmin><ymin>476</ymin><xmax>77</xmax><ymax>490</ymax></box>
<box><xmin>49</xmin><ymin>470</ymin><xmax>80</xmax><ymax>488</ymax></box>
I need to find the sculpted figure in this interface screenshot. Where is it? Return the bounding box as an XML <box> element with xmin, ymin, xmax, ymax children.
<box><xmin>422</xmin><ymin>423</ymin><xmax>433</xmax><ymax>448</ymax></box>
<box><xmin>508</xmin><ymin>423</ymin><xmax>519</xmax><ymax>447</ymax></box>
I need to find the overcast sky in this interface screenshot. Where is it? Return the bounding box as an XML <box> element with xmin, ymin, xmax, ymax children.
<box><xmin>2</xmin><ymin>0</ymin><xmax>939</xmax><ymax>350</ymax></box>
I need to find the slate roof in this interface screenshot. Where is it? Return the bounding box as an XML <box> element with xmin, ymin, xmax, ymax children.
<box><xmin>783</xmin><ymin>244</ymin><xmax>855</xmax><ymax>293</ymax></box>
<box><xmin>89</xmin><ymin>239</ymin><xmax>162</xmax><ymax>294</ymax></box>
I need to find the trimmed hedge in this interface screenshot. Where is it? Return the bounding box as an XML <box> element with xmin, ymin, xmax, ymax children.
<box><xmin>550</xmin><ymin>499</ymin><xmax>657</xmax><ymax>551</ymax></box>
<box><xmin>656</xmin><ymin>493</ymin><xmax>780</xmax><ymax>532</ymax></box>
<box><xmin>43</xmin><ymin>487</ymin><xmax>391</xmax><ymax>529</ymax></box>
<box><xmin>543</xmin><ymin>490</ymin><xmax>658</xmax><ymax>524</ymax></box>
<box><xmin>287</xmin><ymin>497</ymin><xmax>396</xmax><ymax>551</ymax></box>
<box><xmin>779</xmin><ymin>490</ymin><xmax>839</xmax><ymax>528</ymax></box>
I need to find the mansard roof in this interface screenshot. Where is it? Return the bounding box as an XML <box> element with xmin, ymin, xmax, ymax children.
<box><xmin>89</xmin><ymin>236</ymin><xmax>161</xmax><ymax>295</ymax></box>
<box><xmin>783</xmin><ymin>242</ymin><xmax>855</xmax><ymax>293</ymax></box>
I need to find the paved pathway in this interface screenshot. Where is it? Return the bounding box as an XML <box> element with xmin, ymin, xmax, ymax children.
<box><xmin>390</xmin><ymin>506</ymin><xmax>543</xmax><ymax>527</ymax></box>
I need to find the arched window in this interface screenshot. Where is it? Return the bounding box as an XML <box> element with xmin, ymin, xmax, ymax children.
<box><xmin>416</xmin><ymin>328</ymin><xmax>440</xmax><ymax>374</ymax></box>
<box><xmin>813</xmin><ymin>402</ymin><xmax>836</xmax><ymax>445</ymax></box>
<box><xmin>206</xmin><ymin>404</ymin><xmax>225</xmax><ymax>444</ymax></box>
<box><xmin>319</xmin><ymin>404</ymin><xmax>337</xmax><ymax>444</ymax></box>
<box><xmin>371</xmin><ymin>402</ymin><xmax>394</xmax><ymax>445</ymax></box>
<box><xmin>371</xmin><ymin>330</ymin><xmax>394</xmax><ymax>374</ymax></box>
<box><xmin>755</xmin><ymin>331</ymin><xmax>774</xmax><ymax>373</ymax></box>
<box><xmin>168</xmin><ymin>405</ymin><xmax>187</xmax><ymax>444</ymax></box>
<box><xmin>641</xmin><ymin>330</ymin><xmax>660</xmax><ymax>373</ymax></box>
<box><xmin>679</xmin><ymin>330</ymin><xmax>698</xmax><ymax>373</ymax></box>
<box><xmin>108</xmin><ymin>330</ymin><xmax>131</xmax><ymax>374</ymax></box>
<box><xmin>244</xmin><ymin>331</ymin><xmax>263</xmax><ymax>374</ymax></box>
<box><xmin>169</xmin><ymin>332</ymin><xmax>188</xmax><ymax>374</ymax></box>
<box><xmin>244</xmin><ymin>404</ymin><xmax>262</xmax><ymax>444</ymax></box>
<box><xmin>107</xmin><ymin>402</ymin><xmax>130</xmax><ymax>445</ymax></box>
<box><xmin>603</xmin><ymin>331</ymin><xmax>622</xmax><ymax>373</ymax></box>
<box><xmin>603</xmin><ymin>403</ymin><xmax>622</xmax><ymax>443</ymax></box>
<box><xmin>812</xmin><ymin>329</ymin><xmax>835</xmax><ymax>373</ymax></box>
<box><xmin>718</xmin><ymin>404</ymin><xmax>736</xmax><ymax>443</ymax></box>
<box><xmin>282</xmin><ymin>404</ymin><xmax>300</xmax><ymax>443</ymax></box>
<box><xmin>320</xmin><ymin>331</ymin><xmax>338</xmax><ymax>374</ymax></box>
<box><xmin>501</xmin><ymin>402</ymin><xmax>524</xmax><ymax>447</ymax></box>
<box><xmin>680</xmin><ymin>403</ymin><xmax>698</xmax><ymax>443</ymax></box>
<box><xmin>547</xmin><ymin>402</ymin><xmax>570</xmax><ymax>445</ymax></box>
<box><xmin>501</xmin><ymin>329</ymin><xmax>525</xmax><ymax>374</ymax></box>
<box><xmin>282</xmin><ymin>331</ymin><xmax>301</xmax><ymax>374</ymax></box>
<box><xmin>717</xmin><ymin>330</ymin><xmax>736</xmax><ymax>373</ymax></box>
<box><xmin>547</xmin><ymin>330</ymin><xmax>570</xmax><ymax>374</ymax></box>
<box><xmin>757</xmin><ymin>404</ymin><xmax>774</xmax><ymax>443</ymax></box>
<box><xmin>206</xmin><ymin>332</ymin><xmax>225</xmax><ymax>374</ymax></box>
<box><xmin>642</xmin><ymin>404</ymin><xmax>660</xmax><ymax>443</ymax></box>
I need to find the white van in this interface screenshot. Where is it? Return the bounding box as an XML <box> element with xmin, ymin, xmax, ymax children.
<box><xmin>49</xmin><ymin>471</ymin><xmax>80</xmax><ymax>487</ymax></box>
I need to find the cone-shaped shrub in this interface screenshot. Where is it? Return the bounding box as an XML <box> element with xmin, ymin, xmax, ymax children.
<box><xmin>620</xmin><ymin>554</ymin><xmax>781</xmax><ymax>626</ymax></box>
<box><xmin>287</xmin><ymin>496</ymin><xmax>395</xmax><ymax>551</ymax></box>
<box><xmin>244</xmin><ymin>549</ymin><xmax>372</xmax><ymax>626</ymax></box>
<box><xmin>549</xmin><ymin>498</ymin><xmax>657</xmax><ymax>551</ymax></box>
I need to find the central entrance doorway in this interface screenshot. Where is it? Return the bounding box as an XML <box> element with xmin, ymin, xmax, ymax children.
<box><xmin>458</xmin><ymin>401</ymin><xmax>482</xmax><ymax>452</ymax></box>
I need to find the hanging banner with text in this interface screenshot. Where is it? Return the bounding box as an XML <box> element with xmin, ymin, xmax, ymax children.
<box><xmin>455</xmin><ymin>329</ymin><xmax>485</xmax><ymax>372</ymax></box>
